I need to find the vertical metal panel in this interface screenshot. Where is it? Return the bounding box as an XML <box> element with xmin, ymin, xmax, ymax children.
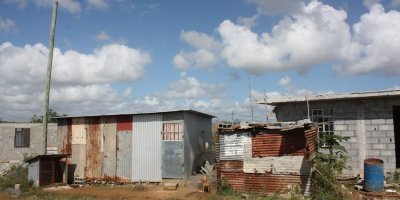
<box><xmin>162</xmin><ymin>141</ymin><xmax>184</xmax><ymax>178</ymax></box>
<box><xmin>85</xmin><ymin>117</ymin><xmax>101</xmax><ymax>180</ymax></box>
<box><xmin>132</xmin><ymin>114</ymin><xmax>162</xmax><ymax>182</ymax></box>
<box><xmin>58</xmin><ymin>119</ymin><xmax>72</xmax><ymax>154</ymax></box>
<box><xmin>219</xmin><ymin>132</ymin><xmax>251</xmax><ymax>160</ymax></box>
<box><xmin>72</xmin><ymin>118</ymin><xmax>86</xmax><ymax>145</ymax></box>
<box><xmin>28</xmin><ymin>161</ymin><xmax>39</xmax><ymax>187</ymax></box>
<box><xmin>71</xmin><ymin>144</ymin><xmax>86</xmax><ymax>177</ymax></box>
<box><xmin>116</xmin><ymin>131</ymin><xmax>132</xmax><ymax>182</ymax></box>
<box><xmin>101</xmin><ymin>116</ymin><xmax>117</xmax><ymax>181</ymax></box>
<box><xmin>117</xmin><ymin>115</ymin><xmax>132</xmax><ymax>131</ymax></box>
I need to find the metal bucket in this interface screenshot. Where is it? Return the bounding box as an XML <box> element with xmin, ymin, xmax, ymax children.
<box><xmin>364</xmin><ymin>158</ymin><xmax>384</xmax><ymax>192</ymax></box>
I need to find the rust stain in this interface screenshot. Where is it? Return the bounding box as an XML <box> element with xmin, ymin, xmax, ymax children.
<box><xmin>85</xmin><ymin>117</ymin><xmax>101</xmax><ymax>179</ymax></box>
<box><xmin>252</xmin><ymin>128</ymin><xmax>307</xmax><ymax>157</ymax></box>
<box><xmin>60</xmin><ymin>119</ymin><xmax>72</xmax><ymax>154</ymax></box>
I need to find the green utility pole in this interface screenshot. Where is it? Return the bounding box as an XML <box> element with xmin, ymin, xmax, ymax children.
<box><xmin>42</xmin><ymin>0</ymin><xmax>58</xmax><ymax>155</ymax></box>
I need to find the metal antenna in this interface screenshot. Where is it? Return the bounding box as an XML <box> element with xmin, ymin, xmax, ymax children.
<box><xmin>42</xmin><ymin>0</ymin><xmax>58</xmax><ymax>155</ymax></box>
<box><xmin>248</xmin><ymin>76</ymin><xmax>254</xmax><ymax>122</ymax></box>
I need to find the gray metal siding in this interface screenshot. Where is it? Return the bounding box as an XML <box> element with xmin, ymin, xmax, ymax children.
<box><xmin>71</xmin><ymin>144</ymin><xmax>86</xmax><ymax>177</ymax></box>
<box><xmin>101</xmin><ymin>116</ymin><xmax>117</xmax><ymax>180</ymax></box>
<box><xmin>116</xmin><ymin>131</ymin><xmax>132</xmax><ymax>182</ymax></box>
<box><xmin>132</xmin><ymin>114</ymin><xmax>162</xmax><ymax>182</ymax></box>
<box><xmin>183</xmin><ymin>112</ymin><xmax>213</xmax><ymax>179</ymax></box>
<box><xmin>28</xmin><ymin>161</ymin><xmax>39</xmax><ymax>187</ymax></box>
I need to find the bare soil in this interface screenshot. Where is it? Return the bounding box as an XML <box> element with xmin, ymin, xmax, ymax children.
<box><xmin>52</xmin><ymin>184</ymin><xmax>211</xmax><ymax>200</ymax></box>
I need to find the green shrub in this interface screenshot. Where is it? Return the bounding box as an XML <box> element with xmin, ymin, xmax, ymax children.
<box><xmin>0</xmin><ymin>164</ymin><xmax>33</xmax><ymax>192</ymax></box>
<box><xmin>217</xmin><ymin>176</ymin><xmax>236</xmax><ymax>196</ymax></box>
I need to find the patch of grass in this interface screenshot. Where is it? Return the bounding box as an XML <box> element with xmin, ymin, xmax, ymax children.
<box><xmin>22</xmin><ymin>188</ymin><xmax>97</xmax><ymax>200</ymax></box>
<box><xmin>385</xmin><ymin>171</ymin><xmax>400</xmax><ymax>184</ymax></box>
<box><xmin>0</xmin><ymin>164</ymin><xmax>32</xmax><ymax>192</ymax></box>
<box><xmin>216</xmin><ymin>176</ymin><xmax>237</xmax><ymax>196</ymax></box>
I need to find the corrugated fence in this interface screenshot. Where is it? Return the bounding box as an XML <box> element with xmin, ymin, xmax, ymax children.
<box><xmin>217</xmin><ymin>124</ymin><xmax>318</xmax><ymax>195</ymax></box>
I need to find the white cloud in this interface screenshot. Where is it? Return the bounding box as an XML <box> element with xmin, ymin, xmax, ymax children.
<box><xmin>173</xmin><ymin>49</ymin><xmax>217</xmax><ymax>70</ymax></box>
<box><xmin>0</xmin><ymin>18</ymin><xmax>16</xmax><ymax>33</ymax></box>
<box><xmin>0</xmin><ymin>42</ymin><xmax>152</xmax><ymax>121</ymax></box>
<box><xmin>34</xmin><ymin>0</ymin><xmax>81</xmax><ymax>14</ymax></box>
<box><xmin>162</xmin><ymin>76</ymin><xmax>224</xmax><ymax>99</ymax></box>
<box><xmin>180</xmin><ymin>30</ymin><xmax>220</xmax><ymax>50</ymax></box>
<box><xmin>95</xmin><ymin>31</ymin><xmax>110</xmax><ymax>41</ymax></box>
<box><xmin>278</xmin><ymin>75</ymin><xmax>293</xmax><ymax>91</ymax></box>
<box><xmin>334</xmin><ymin>3</ymin><xmax>400</xmax><ymax>76</ymax></box>
<box><xmin>87</xmin><ymin>0</ymin><xmax>108</xmax><ymax>9</ymax></box>
<box><xmin>237</xmin><ymin>15</ymin><xmax>259</xmax><ymax>28</ymax></box>
<box><xmin>0</xmin><ymin>42</ymin><xmax>151</xmax><ymax>85</ymax></box>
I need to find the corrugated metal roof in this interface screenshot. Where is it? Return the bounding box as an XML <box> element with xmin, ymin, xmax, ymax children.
<box><xmin>257</xmin><ymin>89</ymin><xmax>400</xmax><ymax>105</ymax></box>
<box><xmin>52</xmin><ymin>109</ymin><xmax>214</xmax><ymax>119</ymax></box>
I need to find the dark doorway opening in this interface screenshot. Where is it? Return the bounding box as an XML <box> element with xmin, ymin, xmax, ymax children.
<box><xmin>393</xmin><ymin>106</ymin><xmax>400</xmax><ymax>168</ymax></box>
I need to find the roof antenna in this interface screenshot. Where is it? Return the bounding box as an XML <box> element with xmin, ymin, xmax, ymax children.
<box><xmin>248</xmin><ymin>76</ymin><xmax>254</xmax><ymax>122</ymax></box>
<box><xmin>263</xmin><ymin>89</ymin><xmax>268</xmax><ymax>122</ymax></box>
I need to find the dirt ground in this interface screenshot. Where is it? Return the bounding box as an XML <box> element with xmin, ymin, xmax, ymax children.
<box><xmin>54</xmin><ymin>184</ymin><xmax>211</xmax><ymax>200</ymax></box>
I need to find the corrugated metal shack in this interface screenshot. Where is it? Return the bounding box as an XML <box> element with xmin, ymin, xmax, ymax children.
<box><xmin>56</xmin><ymin>110</ymin><xmax>213</xmax><ymax>183</ymax></box>
<box><xmin>217</xmin><ymin>122</ymin><xmax>318</xmax><ymax>195</ymax></box>
<box><xmin>27</xmin><ymin>154</ymin><xmax>69</xmax><ymax>187</ymax></box>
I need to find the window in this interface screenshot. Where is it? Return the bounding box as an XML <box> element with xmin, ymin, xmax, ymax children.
<box><xmin>162</xmin><ymin>123</ymin><xmax>182</xmax><ymax>141</ymax></box>
<box><xmin>15</xmin><ymin>128</ymin><xmax>30</xmax><ymax>148</ymax></box>
<box><xmin>304</xmin><ymin>108</ymin><xmax>334</xmax><ymax>147</ymax></box>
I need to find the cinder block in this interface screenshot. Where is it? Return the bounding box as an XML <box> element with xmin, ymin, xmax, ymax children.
<box><xmin>347</xmin><ymin>125</ymin><xmax>358</xmax><ymax>131</ymax></box>
<box><xmin>350</xmin><ymin>143</ymin><xmax>359</xmax><ymax>149</ymax></box>
<box><xmin>367</xmin><ymin>150</ymin><xmax>379</xmax><ymax>156</ymax></box>
<box><xmin>364</xmin><ymin>120</ymin><xmax>371</xmax><ymax>125</ymax></box>
<box><xmin>334</xmin><ymin>120</ymin><xmax>345</xmax><ymax>125</ymax></box>
<box><xmin>386</xmin><ymin>162</ymin><xmax>396</xmax><ymax>170</ymax></box>
<box><xmin>350</xmin><ymin>156</ymin><xmax>360</xmax><ymax>162</ymax></box>
<box><xmin>379</xmin><ymin>138</ymin><xmax>393</xmax><ymax>143</ymax></box>
<box><xmin>366</xmin><ymin>144</ymin><xmax>372</xmax><ymax>150</ymax></box>
<box><xmin>345</xmin><ymin>120</ymin><xmax>358</xmax><ymax>125</ymax></box>
<box><xmin>341</xmin><ymin>131</ymin><xmax>355</xmax><ymax>137</ymax></box>
<box><xmin>366</xmin><ymin>125</ymin><xmax>378</xmax><ymax>131</ymax></box>
<box><xmin>347</xmin><ymin>149</ymin><xmax>358</xmax><ymax>156</ymax></box>
<box><xmin>388</xmin><ymin>156</ymin><xmax>396</xmax><ymax>163</ymax></box>
<box><xmin>386</xmin><ymin>131</ymin><xmax>394</xmax><ymax>137</ymax></box>
<box><xmin>379</xmin><ymin>125</ymin><xmax>391</xmax><ymax>131</ymax></box>
<box><xmin>387</xmin><ymin>144</ymin><xmax>395</xmax><ymax>150</ymax></box>
<box><xmin>366</xmin><ymin>138</ymin><xmax>379</xmax><ymax>144</ymax></box>
<box><xmin>380</xmin><ymin>150</ymin><xmax>394</xmax><ymax>156</ymax></box>
<box><xmin>334</xmin><ymin>125</ymin><xmax>347</xmax><ymax>131</ymax></box>
<box><xmin>386</xmin><ymin>119</ymin><xmax>393</xmax><ymax>124</ymax></box>
<box><xmin>371</xmin><ymin>119</ymin><xmax>386</xmax><ymax>124</ymax></box>
<box><xmin>347</xmin><ymin>161</ymin><xmax>359</xmax><ymax>168</ymax></box>
<box><xmin>365</xmin><ymin>131</ymin><xmax>372</xmax><ymax>137</ymax></box>
<box><xmin>372</xmin><ymin>144</ymin><xmax>386</xmax><ymax>150</ymax></box>
<box><xmin>371</xmin><ymin>131</ymin><xmax>386</xmax><ymax>138</ymax></box>
<box><xmin>347</xmin><ymin>137</ymin><xmax>357</xmax><ymax>143</ymax></box>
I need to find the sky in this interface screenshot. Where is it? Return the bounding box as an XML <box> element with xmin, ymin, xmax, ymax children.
<box><xmin>0</xmin><ymin>0</ymin><xmax>400</xmax><ymax>122</ymax></box>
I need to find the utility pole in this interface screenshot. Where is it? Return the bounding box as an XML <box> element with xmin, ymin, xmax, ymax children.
<box><xmin>231</xmin><ymin>111</ymin><xmax>234</xmax><ymax>126</ymax></box>
<box><xmin>42</xmin><ymin>0</ymin><xmax>58</xmax><ymax>155</ymax></box>
<box><xmin>263</xmin><ymin>89</ymin><xmax>268</xmax><ymax>122</ymax></box>
<box><xmin>248</xmin><ymin>76</ymin><xmax>254</xmax><ymax>122</ymax></box>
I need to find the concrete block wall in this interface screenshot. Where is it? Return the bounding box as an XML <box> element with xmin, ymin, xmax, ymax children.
<box><xmin>275</xmin><ymin>98</ymin><xmax>400</xmax><ymax>176</ymax></box>
<box><xmin>0</xmin><ymin>123</ymin><xmax>58</xmax><ymax>162</ymax></box>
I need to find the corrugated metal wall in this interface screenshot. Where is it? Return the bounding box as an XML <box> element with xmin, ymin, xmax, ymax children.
<box><xmin>217</xmin><ymin>126</ymin><xmax>318</xmax><ymax>195</ymax></box>
<box><xmin>102</xmin><ymin>116</ymin><xmax>117</xmax><ymax>180</ymax></box>
<box><xmin>116</xmin><ymin>131</ymin><xmax>131</xmax><ymax>182</ymax></box>
<box><xmin>132</xmin><ymin>114</ymin><xmax>162</xmax><ymax>182</ymax></box>
<box><xmin>85</xmin><ymin>118</ymin><xmax>101</xmax><ymax>179</ymax></box>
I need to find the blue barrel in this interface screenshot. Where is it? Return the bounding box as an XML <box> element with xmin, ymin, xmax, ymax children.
<box><xmin>364</xmin><ymin>158</ymin><xmax>384</xmax><ymax>192</ymax></box>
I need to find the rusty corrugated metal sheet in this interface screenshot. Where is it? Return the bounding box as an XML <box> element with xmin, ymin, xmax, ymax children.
<box><xmin>85</xmin><ymin>117</ymin><xmax>101</xmax><ymax>180</ymax></box>
<box><xmin>101</xmin><ymin>116</ymin><xmax>117</xmax><ymax>181</ymax></box>
<box><xmin>72</xmin><ymin>118</ymin><xmax>86</xmax><ymax>145</ymax></box>
<box><xmin>117</xmin><ymin>115</ymin><xmax>132</xmax><ymax>131</ymax></box>
<box><xmin>252</xmin><ymin>128</ymin><xmax>306</xmax><ymax>157</ymax></box>
<box><xmin>217</xmin><ymin>125</ymin><xmax>317</xmax><ymax>195</ymax></box>
<box><xmin>71</xmin><ymin>144</ymin><xmax>86</xmax><ymax>177</ymax></box>
<box><xmin>116</xmin><ymin>131</ymin><xmax>132</xmax><ymax>182</ymax></box>
<box><xmin>219</xmin><ymin>160</ymin><xmax>244</xmax><ymax>191</ymax></box>
<box><xmin>58</xmin><ymin>118</ymin><xmax>72</xmax><ymax>154</ymax></box>
<box><xmin>304</xmin><ymin>128</ymin><xmax>318</xmax><ymax>159</ymax></box>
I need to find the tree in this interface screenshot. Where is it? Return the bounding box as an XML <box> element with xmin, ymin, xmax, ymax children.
<box><xmin>30</xmin><ymin>109</ymin><xmax>67</xmax><ymax>123</ymax></box>
<box><xmin>311</xmin><ymin>132</ymin><xmax>350</xmax><ymax>200</ymax></box>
